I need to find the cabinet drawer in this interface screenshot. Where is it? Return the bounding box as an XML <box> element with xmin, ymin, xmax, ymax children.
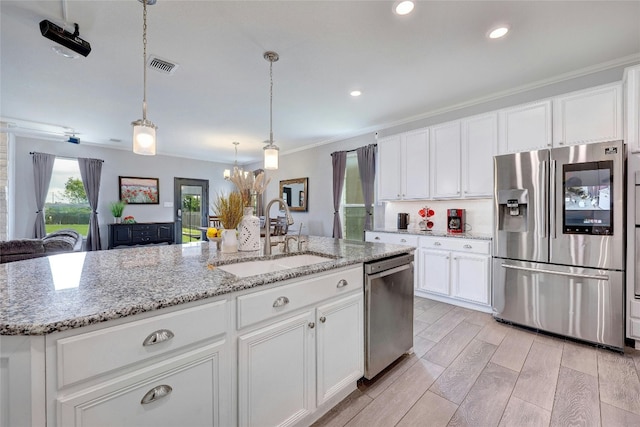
<box><xmin>58</xmin><ymin>346</ymin><xmax>220</xmax><ymax>427</ymax></box>
<box><xmin>365</xmin><ymin>232</ymin><xmax>418</xmax><ymax>246</ymax></box>
<box><xmin>55</xmin><ymin>299</ymin><xmax>227</xmax><ymax>388</ymax></box>
<box><xmin>133</xmin><ymin>224</ymin><xmax>155</xmax><ymax>232</ymax></box>
<box><xmin>237</xmin><ymin>266</ymin><xmax>363</xmax><ymax>329</ymax></box>
<box><xmin>419</xmin><ymin>236</ymin><xmax>490</xmax><ymax>254</ymax></box>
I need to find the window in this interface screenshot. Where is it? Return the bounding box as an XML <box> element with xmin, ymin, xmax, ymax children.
<box><xmin>45</xmin><ymin>158</ymin><xmax>90</xmax><ymax>236</ymax></box>
<box><xmin>341</xmin><ymin>152</ymin><xmax>370</xmax><ymax>240</ymax></box>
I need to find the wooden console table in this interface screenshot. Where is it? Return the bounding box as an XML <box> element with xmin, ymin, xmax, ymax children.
<box><xmin>108</xmin><ymin>222</ymin><xmax>175</xmax><ymax>249</ymax></box>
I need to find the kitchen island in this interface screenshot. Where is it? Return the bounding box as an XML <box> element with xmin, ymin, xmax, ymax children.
<box><xmin>0</xmin><ymin>236</ymin><xmax>413</xmax><ymax>427</ymax></box>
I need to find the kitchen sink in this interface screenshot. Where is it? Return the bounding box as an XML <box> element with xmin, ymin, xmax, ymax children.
<box><xmin>217</xmin><ymin>254</ymin><xmax>335</xmax><ymax>278</ymax></box>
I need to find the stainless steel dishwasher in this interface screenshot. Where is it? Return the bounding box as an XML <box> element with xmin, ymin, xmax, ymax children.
<box><xmin>364</xmin><ymin>253</ymin><xmax>414</xmax><ymax>379</ymax></box>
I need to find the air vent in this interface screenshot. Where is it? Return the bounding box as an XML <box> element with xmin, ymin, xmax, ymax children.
<box><xmin>147</xmin><ymin>55</ymin><xmax>179</xmax><ymax>75</ymax></box>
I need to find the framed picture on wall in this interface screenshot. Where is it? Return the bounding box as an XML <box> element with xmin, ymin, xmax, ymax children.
<box><xmin>119</xmin><ymin>176</ymin><xmax>159</xmax><ymax>204</ymax></box>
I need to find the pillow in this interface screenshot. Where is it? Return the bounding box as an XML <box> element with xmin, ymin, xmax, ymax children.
<box><xmin>0</xmin><ymin>239</ymin><xmax>45</xmax><ymax>255</ymax></box>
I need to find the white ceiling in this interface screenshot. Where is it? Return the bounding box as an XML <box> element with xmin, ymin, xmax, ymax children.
<box><xmin>1</xmin><ymin>1</ymin><xmax>639</xmax><ymax>164</ymax></box>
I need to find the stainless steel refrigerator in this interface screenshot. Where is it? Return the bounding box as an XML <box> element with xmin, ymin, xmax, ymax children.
<box><xmin>492</xmin><ymin>140</ymin><xmax>626</xmax><ymax>349</ymax></box>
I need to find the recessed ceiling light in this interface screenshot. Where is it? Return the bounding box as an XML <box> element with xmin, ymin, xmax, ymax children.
<box><xmin>393</xmin><ymin>1</ymin><xmax>414</xmax><ymax>16</ymax></box>
<box><xmin>488</xmin><ymin>25</ymin><xmax>510</xmax><ymax>39</ymax></box>
<box><xmin>51</xmin><ymin>45</ymin><xmax>79</xmax><ymax>59</ymax></box>
<box><xmin>350</xmin><ymin>90</ymin><xmax>362</xmax><ymax>97</ymax></box>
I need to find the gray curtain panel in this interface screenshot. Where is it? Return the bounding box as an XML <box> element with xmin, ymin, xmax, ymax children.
<box><xmin>331</xmin><ymin>151</ymin><xmax>347</xmax><ymax>238</ymax></box>
<box><xmin>357</xmin><ymin>144</ymin><xmax>377</xmax><ymax>231</ymax></box>
<box><xmin>32</xmin><ymin>152</ymin><xmax>55</xmax><ymax>238</ymax></box>
<box><xmin>78</xmin><ymin>157</ymin><xmax>104</xmax><ymax>251</ymax></box>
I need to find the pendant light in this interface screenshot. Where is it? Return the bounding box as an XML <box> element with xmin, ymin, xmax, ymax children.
<box><xmin>263</xmin><ymin>51</ymin><xmax>279</xmax><ymax>170</ymax></box>
<box><xmin>132</xmin><ymin>0</ymin><xmax>157</xmax><ymax>155</ymax></box>
<box><xmin>224</xmin><ymin>142</ymin><xmax>241</xmax><ymax>180</ymax></box>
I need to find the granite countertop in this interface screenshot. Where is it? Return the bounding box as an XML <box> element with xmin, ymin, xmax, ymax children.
<box><xmin>0</xmin><ymin>236</ymin><xmax>413</xmax><ymax>336</ymax></box>
<box><xmin>371</xmin><ymin>228</ymin><xmax>493</xmax><ymax>241</ymax></box>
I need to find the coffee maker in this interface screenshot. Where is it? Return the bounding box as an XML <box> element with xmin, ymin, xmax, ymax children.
<box><xmin>397</xmin><ymin>213</ymin><xmax>409</xmax><ymax>230</ymax></box>
<box><xmin>447</xmin><ymin>209</ymin><xmax>465</xmax><ymax>234</ymax></box>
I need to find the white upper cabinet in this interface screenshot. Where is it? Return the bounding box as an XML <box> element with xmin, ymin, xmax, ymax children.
<box><xmin>624</xmin><ymin>65</ymin><xmax>640</xmax><ymax>153</ymax></box>
<box><xmin>462</xmin><ymin>112</ymin><xmax>498</xmax><ymax>198</ymax></box>
<box><xmin>499</xmin><ymin>99</ymin><xmax>553</xmax><ymax>154</ymax></box>
<box><xmin>403</xmin><ymin>129</ymin><xmax>430</xmax><ymax>199</ymax></box>
<box><xmin>377</xmin><ymin>135</ymin><xmax>402</xmax><ymax>200</ymax></box>
<box><xmin>430</xmin><ymin>121</ymin><xmax>461</xmax><ymax>199</ymax></box>
<box><xmin>553</xmin><ymin>83</ymin><xmax>623</xmax><ymax>147</ymax></box>
<box><xmin>377</xmin><ymin>129</ymin><xmax>429</xmax><ymax>201</ymax></box>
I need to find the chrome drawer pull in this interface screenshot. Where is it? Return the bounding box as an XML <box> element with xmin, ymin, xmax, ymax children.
<box><xmin>374</xmin><ymin>236</ymin><xmax>380</xmax><ymax>240</ymax></box>
<box><xmin>337</xmin><ymin>279</ymin><xmax>348</xmax><ymax>288</ymax></box>
<box><xmin>141</xmin><ymin>384</ymin><xmax>172</xmax><ymax>405</ymax></box>
<box><xmin>319</xmin><ymin>316</ymin><xmax>326</xmax><ymax>323</ymax></box>
<box><xmin>308</xmin><ymin>322</ymin><xmax>315</xmax><ymax>329</ymax></box>
<box><xmin>434</xmin><ymin>242</ymin><xmax>442</xmax><ymax>246</ymax></box>
<box><xmin>463</xmin><ymin>244</ymin><xmax>472</xmax><ymax>249</ymax></box>
<box><xmin>142</xmin><ymin>329</ymin><xmax>175</xmax><ymax>347</ymax></box>
<box><xmin>400</xmin><ymin>239</ymin><xmax>407</xmax><ymax>243</ymax></box>
<box><xmin>273</xmin><ymin>296</ymin><xmax>290</xmax><ymax>308</ymax></box>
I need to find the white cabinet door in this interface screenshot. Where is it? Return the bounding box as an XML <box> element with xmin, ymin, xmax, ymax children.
<box><xmin>58</xmin><ymin>343</ymin><xmax>224</xmax><ymax>427</ymax></box>
<box><xmin>377</xmin><ymin>135</ymin><xmax>402</xmax><ymax>200</ymax></box>
<box><xmin>403</xmin><ymin>129</ymin><xmax>430</xmax><ymax>199</ymax></box>
<box><xmin>553</xmin><ymin>83</ymin><xmax>623</xmax><ymax>147</ymax></box>
<box><xmin>451</xmin><ymin>253</ymin><xmax>490</xmax><ymax>305</ymax></box>
<box><xmin>624</xmin><ymin>65</ymin><xmax>640</xmax><ymax>153</ymax></box>
<box><xmin>238</xmin><ymin>311</ymin><xmax>315</xmax><ymax>427</ymax></box>
<box><xmin>418</xmin><ymin>249</ymin><xmax>450</xmax><ymax>296</ymax></box>
<box><xmin>462</xmin><ymin>112</ymin><xmax>498</xmax><ymax>198</ymax></box>
<box><xmin>430</xmin><ymin>121</ymin><xmax>461</xmax><ymax>198</ymax></box>
<box><xmin>316</xmin><ymin>293</ymin><xmax>363</xmax><ymax>406</ymax></box>
<box><xmin>499</xmin><ymin>100</ymin><xmax>552</xmax><ymax>153</ymax></box>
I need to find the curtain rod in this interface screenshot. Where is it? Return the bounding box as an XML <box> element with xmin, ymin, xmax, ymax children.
<box><xmin>29</xmin><ymin>152</ymin><xmax>104</xmax><ymax>162</ymax></box>
<box><xmin>330</xmin><ymin>143</ymin><xmax>377</xmax><ymax>156</ymax></box>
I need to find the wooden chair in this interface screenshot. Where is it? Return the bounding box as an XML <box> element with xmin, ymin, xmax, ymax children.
<box><xmin>209</xmin><ymin>216</ymin><xmax>222</xmax><ymax>228</ymax></box>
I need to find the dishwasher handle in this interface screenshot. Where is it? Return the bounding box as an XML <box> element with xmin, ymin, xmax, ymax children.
<box><xmin>366</xmin><ymin>262</ymin><xmax>413</xmax><ymax>281</ymax></box>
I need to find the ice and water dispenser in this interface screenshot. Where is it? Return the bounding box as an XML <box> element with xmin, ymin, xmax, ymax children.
<box><xmin>497</xmin><ymin>189</ymin><xmax>528</xmax><ymax>232</ymax></box>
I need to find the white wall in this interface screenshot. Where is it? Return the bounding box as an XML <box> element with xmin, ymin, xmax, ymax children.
<box><xmin>11</xmin><ymin>136</ymin><xmax>234</xmax><ymax>248</ymax></box>
<box><xmin>9</xmin><ymin>64</ymin><xmax>634</xmax><ymax>244</ymax></box>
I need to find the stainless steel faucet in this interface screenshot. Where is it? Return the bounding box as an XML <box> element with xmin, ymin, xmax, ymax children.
<box><xmin>263</xmin><ymin>198</ymin><xmax>295</xmax><ymax>255</ymax></box>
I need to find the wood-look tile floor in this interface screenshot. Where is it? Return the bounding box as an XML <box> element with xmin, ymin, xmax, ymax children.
<box><xmin>313</xmin><ymin>297</ymin><xmax>640</xmax><ymax>427</ymax></box>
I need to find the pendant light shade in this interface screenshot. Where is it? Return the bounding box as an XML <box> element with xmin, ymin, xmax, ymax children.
<box><xmin>132</xmin><ymin>119</ymin><xmax>157</xmax><ymax>155</ymax></box>
<box><xmin>263</xmin><ymin>51</ymin><xmax>279</xmax><ymax>170</ymax></box>
<box><xmin>263</xmin><ymin>143</ymin><xmax>279</xmax><ymax>170</ymax></box>
<box><xmin>132</xmin><ymin>0</ymin><xmax>157</xmax><ymax>156</ymax></box>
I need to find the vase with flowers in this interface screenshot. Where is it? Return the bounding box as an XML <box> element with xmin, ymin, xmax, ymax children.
<box><xmin>230</xmin><ymin>170</ymin><xmax>271</xmax><ymax>251</ymax></box>
<box><xmin>212</xmin><ymin>191</ymin><xmax>244</xmax><ymax>253</ymax></box>
<box><xmin>110</xmin><ymin>200</ymin><xmax>126</xmax><ymax>224</ymax></box>
<box><xmin>230</xmin><ymin>172</ymin><xmax>271</xmax><ymax>251</ymax></box>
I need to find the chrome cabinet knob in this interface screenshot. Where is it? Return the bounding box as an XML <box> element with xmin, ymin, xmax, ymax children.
<box><xmin>142</xmin><ymin>329</ymin><xmax>174</xmax><ymax>347</ymax></box>
<box><xmin>273</xmin><ymin>296</ymin><xmax>290</xmax><ymax>308</ymax></box>
<box><xmin>140</xmin><ymin>385</ymin><xmax>172</xmax><ymax>405</ymax></box>
<box><xmin>320</xmin><ymin>316</ymin><xmax>326</xmax><ymax>323</ymax></box>
<box><xmin>463</xmin><ymin>244</ymin><xmax>472</xmax><ymax>249</ymax></box>
<box><xmin>308</xmin><ymin>322</ymin><xmax>315</xmax><ymax>329</ymax></box>
<box><xmin>337</xmin><ymin>279</ymin><xmax>348</xmax><ymax>288</ymax></box>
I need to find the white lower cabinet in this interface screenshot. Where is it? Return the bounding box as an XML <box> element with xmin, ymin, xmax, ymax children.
<box><xmin>316</xmin><ymin>293</ymin><xmax>363</xmax><ymax>406</ymax></box>
<box><xmin>46</xmin><ymin>298</ymin><xmax>231</xmax><ymax>427</ymax></box>
<box><xmin>238</xmin><ymin>311</ymin><xmax>315</xmax><ymax>427</ymax></box>
<box><xmin>416</xmin><ymin>236</ymin><xmax>491</xmax><ymax>312</ymax></box>
<box><xmin>236</xmin><ymin>266</ymin><xmax>364</xmax><ymax>427</ymax></box>
<box><xmin>57</xmin><ymin>342</ymin><xmax>224</xmax><ymax>427</ymax></box>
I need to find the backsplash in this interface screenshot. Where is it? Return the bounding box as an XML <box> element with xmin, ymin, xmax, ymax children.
<box><xmin>380</xmin><ymin>199</ymin><xmax>493</xmax><ymax>234</ymax></box>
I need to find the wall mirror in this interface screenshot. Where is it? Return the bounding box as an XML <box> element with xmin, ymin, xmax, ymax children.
<box><xmin>280</xmin><ymin>177</ymin><xmax>308</xmax><ymax>212</ymax></box>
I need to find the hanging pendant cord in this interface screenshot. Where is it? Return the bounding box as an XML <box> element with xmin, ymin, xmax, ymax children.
<box><xmin>269</xmin><ymin>58</ymin><xmax>274</xmax><ymax>144</ymax></box>
<box><xmin>142</xmin><ymin>0</ymin><xmax>148</xmax><ymax>121</ymax></box>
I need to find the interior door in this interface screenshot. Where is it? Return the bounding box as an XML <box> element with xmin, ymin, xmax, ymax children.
<box><xmin>174</xmin><ymin>178</ymin><xmax>209</xmax><ymax>244</ymax></box>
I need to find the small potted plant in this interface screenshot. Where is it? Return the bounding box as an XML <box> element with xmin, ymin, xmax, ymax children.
<box><xmin>109</xmin><ymin>200</ymin><xmax>126</xmax><ymax>223</ymax></box>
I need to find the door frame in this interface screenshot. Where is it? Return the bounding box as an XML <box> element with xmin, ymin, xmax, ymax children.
<box><xmin>174</xmin><ymin>177</ymin><xmax>209</xmax><ymax>244</ymax></box>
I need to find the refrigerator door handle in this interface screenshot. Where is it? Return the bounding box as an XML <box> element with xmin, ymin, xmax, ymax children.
<box><xmin>540</xmin><ymin>160</ymin><xmax>548</xmax><ymax>238</ymax></box>
<box><xmin>549</xmin><ymin>159</ymin><xmax>557</xmax><ymax>239</ymax></box>
<box><xmin>501</xmin><ymin>264</ymin><xmax>609</xmax><ymax>281</ymax></box>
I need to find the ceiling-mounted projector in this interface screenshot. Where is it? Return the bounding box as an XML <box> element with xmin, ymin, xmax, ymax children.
<box><xmin>39</xmin><ymin>20</ymin><xmax>91</xmax><ymax>57</ymax></box>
